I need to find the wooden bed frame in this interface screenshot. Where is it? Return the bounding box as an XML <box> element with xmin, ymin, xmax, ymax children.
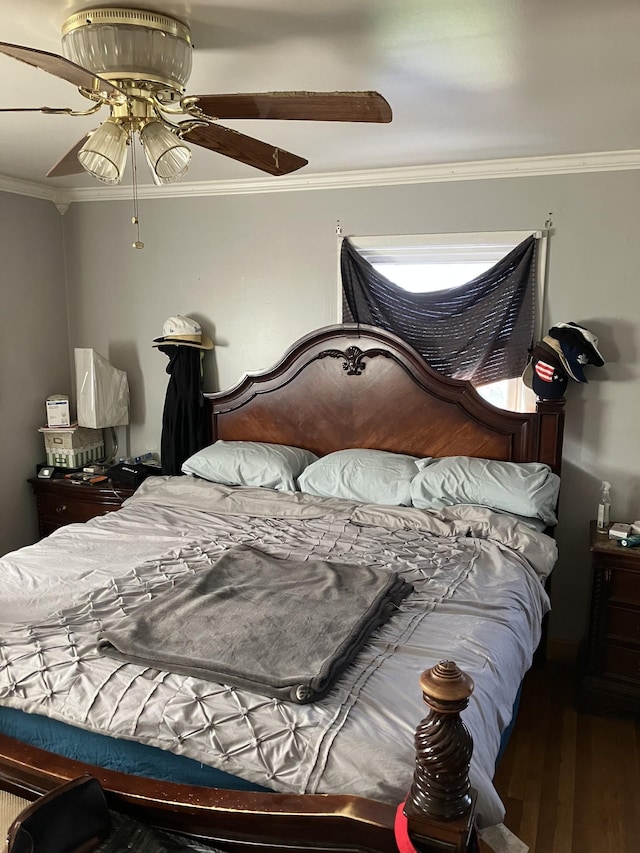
<box><xmin>0</xmin><ymin>324</ymin><xmax>564</xmax><ymax>853</ymax></box>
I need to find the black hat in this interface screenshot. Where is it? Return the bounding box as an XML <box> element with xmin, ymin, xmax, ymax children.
<box><xmin>547</xmin><ymin>322</ymin><xmax>605</xmax><ymax>383</ymax></box>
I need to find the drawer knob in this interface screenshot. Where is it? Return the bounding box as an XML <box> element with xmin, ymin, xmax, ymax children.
<box><xmin>55</xmin><ymin>504</ymin><xmax>68</xmax><ymax>515</ymax></box>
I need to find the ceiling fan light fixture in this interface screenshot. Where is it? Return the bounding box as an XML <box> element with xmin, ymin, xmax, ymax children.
<box><xmin>0</xmin><ymin>9</ymin><xmax>393</xmax><ymax>191</ymax></box>
<box><xmin>78</xmin><ymin>118</ymin><xmax>129</xmax><ymax>184</ymax></box>
<box><xmin>61</xmin><ymin>7</ymin><xmax>193</xmax><ymax>92</ymax></box>
<box><xmin>140</xmin><ymin>120</ymin><xmax>191</xmax><ymax>183</ymax></box>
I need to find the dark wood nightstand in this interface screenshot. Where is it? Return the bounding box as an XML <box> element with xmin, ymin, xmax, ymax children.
<box><xmin>29</xmin><ymin>476</ymin><xmax>136</xmax><ymax>538</ymax></box>
<box><xmin>577</xmin><ymin>520</ymin><xmax>640</xmax><ymax>714</ymax></box>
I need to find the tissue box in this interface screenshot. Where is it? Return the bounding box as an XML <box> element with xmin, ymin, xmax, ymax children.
<box><xmin>609</xmin><ymin>522</ymin><xmax>631</xmax><ymax>540</ymax></box>
<box><xmin>46</xmin><ymin>396</ymin><xmax>71</xmax><ymax>428</ymax></box>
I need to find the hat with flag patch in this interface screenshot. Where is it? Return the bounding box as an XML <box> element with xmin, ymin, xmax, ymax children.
<box><xmin>542</xmin><ymin>335</ymin><xmax>584</xmax><ymax>382</ymax></box>
<box><xmin>522</xmin><ymin>356</ymin><xmax>568</xmax><ymax>400</ymax></box>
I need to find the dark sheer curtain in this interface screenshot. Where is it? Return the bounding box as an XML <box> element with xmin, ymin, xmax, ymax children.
<box><xmin>158</xmin><ymin>345</ymin><xmax>208</xmax><ymax>475</ymax></box>
<box><xmin>341</xmin><ymin>235</ymin><xmax>538</xmax><ymax>386</ymax></box>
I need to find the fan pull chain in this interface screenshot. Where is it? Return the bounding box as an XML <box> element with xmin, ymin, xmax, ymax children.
<box><xmin>130</xmin><ymin>134</ymin><xmax>144</xmax><ymax>250</ymax></box>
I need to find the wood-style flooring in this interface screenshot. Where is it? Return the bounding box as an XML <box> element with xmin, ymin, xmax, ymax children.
<box><xmin>481</xmin><ymin>642</ymin><xmax>640</xmax><ymax>852</ymax></box>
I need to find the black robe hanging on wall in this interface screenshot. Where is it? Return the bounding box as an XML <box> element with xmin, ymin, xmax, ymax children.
<box><xmin>158</xmin><ymin>345</ymin><xmax>208</xmax><ymax>475</ymax></box>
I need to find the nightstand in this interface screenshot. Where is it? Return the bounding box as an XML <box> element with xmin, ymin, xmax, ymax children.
<box><xmin>577</xmin><ymin>520</ymin><xmax>640</xmax><ymax>714</ymax></box>
<box><xmin>29</xmin><ymin>476</ymin><xmax>136</xmax><ymax>538</ymax></box>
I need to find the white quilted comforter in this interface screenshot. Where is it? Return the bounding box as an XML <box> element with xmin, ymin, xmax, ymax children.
<box><xmin>0</xmin><ymin>477</ymin><xmax>557</xmax><ymax>830</ymax></box>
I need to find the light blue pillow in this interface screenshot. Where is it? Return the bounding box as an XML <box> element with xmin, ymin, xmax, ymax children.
<box><xmin>181</xmin><ymin>440</ymin><xmax>318</xmax><ymax>492</ymax></box>
<box><xmin>297</xmin><ymin>448</ymin><xmax>422</xmax><ymax>506</ymax></box>
<box><xmin>409</xmin><ymin>456</ymin><xmax>560</xmax><ymax>525</ymax></box>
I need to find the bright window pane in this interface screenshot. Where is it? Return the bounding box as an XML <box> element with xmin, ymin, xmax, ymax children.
<box><xmin>372</xmin><ymin>262</ymin><xmax>494</xmax><ymax>292</ymax></box>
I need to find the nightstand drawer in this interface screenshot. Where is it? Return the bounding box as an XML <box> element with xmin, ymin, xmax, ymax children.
<box><xmin>602</xmin><ymin>644</ymin><xmax>640</xmax><ymax>683</ymax></box>
<box><xmin>29</xmin><ymin>477</ymin><xmax>135</xmax><ymax>538</ymax></box>
<box><xmin>37</xmin><ymin>491</ymin><xmax>116</xmax><ymax>527</ymax></box>
<box><xmin>607</xmin><ymin>566</ymin><xmax>640</xmax><ymax>604</ymax></box>
<box><xmin>605</xmin><ymin>605</ymin><xmax>640</xmax><ymax>644</ymax></box>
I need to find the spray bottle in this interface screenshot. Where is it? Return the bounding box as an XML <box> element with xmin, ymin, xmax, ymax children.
<box><xmin>597</xmin><ymin>481</ymin><xmax>611</xmax><ymax>533</ymax></box>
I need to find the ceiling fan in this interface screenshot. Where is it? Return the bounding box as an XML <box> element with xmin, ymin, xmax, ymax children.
<box><xmin>0</xmin><ymin>6</ymin><xmax>392</xmax><ymax>186</ymax></box>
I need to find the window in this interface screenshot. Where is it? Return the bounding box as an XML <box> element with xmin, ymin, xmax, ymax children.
<box><xmin>339</xmin><ymin>232</ymin><xmax>546</xmax><ymax>412</ymax></box>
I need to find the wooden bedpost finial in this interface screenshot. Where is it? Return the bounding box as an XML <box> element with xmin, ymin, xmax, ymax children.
<box><xmin>404</xmin><ymin>660</ymin><xmax>476</xmax><ymax>851</ymax></box>
<box><xmin>419</xmin><ymin>660</ymin><xmax>474</xmax><ymax>712</ymax></box>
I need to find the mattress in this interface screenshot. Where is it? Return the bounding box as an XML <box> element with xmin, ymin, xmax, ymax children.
<box><xmin>0</xmin><ymin>476</ymin><xmax>557</xmax><ymax>830</ymax></box>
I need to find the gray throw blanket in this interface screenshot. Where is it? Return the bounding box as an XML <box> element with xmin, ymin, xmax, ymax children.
<box><xmin>97</xmin><ymin>545</ymin><xmax>412</xmax><ymax>703</ymax></box>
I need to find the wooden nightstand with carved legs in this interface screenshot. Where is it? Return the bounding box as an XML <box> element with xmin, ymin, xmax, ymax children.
<box><xmin>578</xmin><ymin>521</ymin><xmax>640</xmax><ymax>714</ymax></box>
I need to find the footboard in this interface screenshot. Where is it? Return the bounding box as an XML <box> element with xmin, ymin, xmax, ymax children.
<box><xmin>0</xmin><ymin>663</ymin><xmax>475</xmax><ymax>853</ymax></box>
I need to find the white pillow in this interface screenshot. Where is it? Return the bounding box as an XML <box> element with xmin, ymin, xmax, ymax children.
<box><xmin>181</xmin><ymin>440</ymin><xmax>318</xmax><ymax>492</ymax></box>
<box><xmin>297</xmin><ymin>448</ymin><xmax>422</xmax><ymax>506</ymax></box>
<box><xmin>410</xmin><ymin>456</ymin><xmax>560</xmax><ymax>525</ymax></box>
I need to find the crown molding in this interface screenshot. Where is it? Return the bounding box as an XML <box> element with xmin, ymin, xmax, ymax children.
<box><xmin>2</xmin><ymin>149</ymin><xmax>640</xmax><ymax>207</ymax></box>
<box><xmin>0</xmin><ymin>175</ymin><xmax>60</xmax><ymax>201</ymax></box>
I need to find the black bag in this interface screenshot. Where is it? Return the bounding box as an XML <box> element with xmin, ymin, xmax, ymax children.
<box><xmin>5</xmin><ymin>777</ymin><xmax>175</xmax><ymax>853</ymax></box>
<box><xmin>6</xmin><ymin>776</ymin><xmax>111</xmax><ymax>853</ymax></box>
<box><xmin>106</xmin><ymin>462</ymin><xmax>153</xmax><ymax>488</ymax></box>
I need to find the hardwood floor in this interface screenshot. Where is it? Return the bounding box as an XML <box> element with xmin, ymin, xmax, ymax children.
<box><xmin>482</xmin><ymin>642</ymin><xmax>640</xmax><ymax>852</ymax></box>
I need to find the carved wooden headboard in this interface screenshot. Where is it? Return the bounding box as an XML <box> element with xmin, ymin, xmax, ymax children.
<box><xmin>205</xmin><ymin>324</ymin><xmax>565</xmax><ymax>473</ymax></box>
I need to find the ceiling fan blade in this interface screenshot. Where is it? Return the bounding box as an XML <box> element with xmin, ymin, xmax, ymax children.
<box><xmin>46</xmin><ymin>133</ymin><xmax>94</xmax><ymax>177</ymax></box>
<box><xmin>0</xmin><ymin>107</ymin><xmax>64</xmax><ymax>112</ymax></box>
<box><xmin>189</xmin><ymin>91</ymin><xmax>392</xmax><ymax>123</ymax></box>
<box><xmin>182</xmin><ymin>123</ymin><xmax>308</xmax><ymax>176</ymax></box>
<box><xmin>0</xmin><ymin>41</ymin><xmax>124</xmax><ymax>97</ymax></box>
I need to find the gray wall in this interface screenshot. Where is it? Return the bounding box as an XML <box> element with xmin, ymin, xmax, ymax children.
<box><xmin>55</xmin><ymin>170</ymin><xmax>640</xmax><ymax>641</ymax></box>
<box><xmin>0</xmin><ymin>192</ymin><xmax>69</xmax><ymax>554</ymax></box>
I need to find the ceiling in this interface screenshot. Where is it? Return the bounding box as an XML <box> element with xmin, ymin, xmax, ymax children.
<box><xmin>1</xmin><ymin>0</ymin><xmax>639</xmax><ymax>192</ymax></box>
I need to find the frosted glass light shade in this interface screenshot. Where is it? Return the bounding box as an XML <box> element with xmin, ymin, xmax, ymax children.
<box><xmin>78</xmin><ymin>119</ymin><xmax>128</xmax><ymax>184</ymax></box>
<box><xmin>140</xmin><ymin>120</ymin><xmax>191</xmax><ymax>183</ymax></box>
<box><xmin>61</xmin><ymin>8</ymin><xmax>192</xmax><ymax>91</ymax></box>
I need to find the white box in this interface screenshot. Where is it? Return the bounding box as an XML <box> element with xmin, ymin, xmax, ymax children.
<box><xmin>45</xmin><ymin>442</ymin><xmax>104</xmax><ymax>469</ymax></box>
<box><xmin>46</xmin><ymin>396</ymin><xmax>71</xmax><ymax>428</ymax></box>
<box><xmin>39</xmin><ymin>424</ymin><xmax>104</xmax><ymax>469</ymax></box>
<box><xmin>39</xmin><ymin>425</ymin><xmax>102</xmax><ymax>451</ymax></box>
<box><xmin>609</xmin><ymin>522</ymin><xmax>631</xmax><ymax>540</ymax></box>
